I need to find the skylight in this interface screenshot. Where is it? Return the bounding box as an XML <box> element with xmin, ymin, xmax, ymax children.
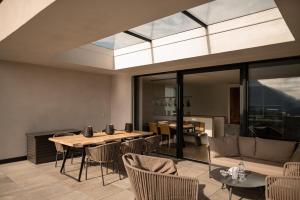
<box><xmin>91</xmin><ymin>0</ymin><xmax>294</xmax><ymax>70</ymax></box>
<box><xmin>188</xmin><ymin>0</ymin><xmax>277</xmax><ymax>25</ymax></box>
<box><xmin>129</xmin><ymin>13</ymin><xmax>201</xmax><ymax>40</ymax></box>
<box><xmin>93</xmin><ymin>32</ymin><xmax>145</xmax><ymax>49</ymax></box>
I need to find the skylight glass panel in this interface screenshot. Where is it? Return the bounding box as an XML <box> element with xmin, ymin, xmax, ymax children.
<box><xmin>93</xmin><ymin>32</ymin><xmax>145</xmax><ymax>49</ymax></box>
<box><xmin>188</xmin><ymin>0</ymin><xmax>277</xmax><ymax>25</ymax></box>
<box><xmin>129</xmin><ymin>13</ymin><xmax>201</xmax><ymax>40</ymax></box>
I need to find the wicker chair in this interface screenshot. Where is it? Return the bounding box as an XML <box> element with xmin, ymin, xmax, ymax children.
<box><xmin>266</xmin><ymin>162</ymin><xmax>300</xmax><ymax>200</ymax></box>
<box><xmin>283</xmin><ymin>162</ymin><xmax>300</xmax><ymax>177</ymax></box>
<box><xmin>85</xmin><ymin>141</ymin><xmax>121</xmax><ymax>186</ymax></box>
<box><xmin>53</xmin><ymin>133</ymin><xmax>74</xmax><ymax>168</ymax></box>
<box><xmin>144</xmin><ymin>135</ymin><xmax>162</xmax><ymax>155</ymax></box>
<box><xmin>122</xmin><ymin>153</ymin><xmax>199</xmax><ymax>200</ymax></box>
<box><xmin>159</xmin><ymin>123</ymin><xmax>172</xmax><ymax>148</ymax></box>
<box><xmin>148</xmin><ymin>122</ymin><xmax>158</xmax><ymax>135</ymax></box>
<box><xmin>121</xmin><ymin>138</ymin><xmax>145</xmax><ymax>155</ymax></box>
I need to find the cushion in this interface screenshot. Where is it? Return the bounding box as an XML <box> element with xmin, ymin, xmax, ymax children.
<box><xmin>255</xmin><ymin>137</ymin><xmax>296</xmax><ymax>163</ymax></box>
<box><xmin>210</xmin><ymin>156</ymin><xmax>242</xmax><ymax>168</ymax></box>
<box><xmin>209</xmin><ymin>135</ymin><xmax>239</xmax><ymax>157</ymax></box>
<box><xmin>125</xmin><ymin>153</ymin><xmax>177</xmax><ymax>175</ymax></box>
<box><xmin>239</xmin><ymin>136</ymin><xmax>256</xmax><ymax>158</ymax></box>
<box><xmin>242</xmin><ymin>157</ymin><xmax>284</xmax><ymax>176</ymax></box>
<box><xmin>290</xmin><ymin>144</ymin><xmax>300</xmax><ymax>162</ymax></box>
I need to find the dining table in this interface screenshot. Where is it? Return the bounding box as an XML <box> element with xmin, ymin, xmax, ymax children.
<box><xmin>49</xmin><ymin>130</ymin><xmax>153</xmax><ymax>181</ymax></box>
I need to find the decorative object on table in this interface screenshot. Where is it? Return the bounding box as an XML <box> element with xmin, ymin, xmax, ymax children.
<box><xmin>220</xmin><ymin>169</ymin><xmax>229</xmax><ymax>177</ymax></box>
<box><xmin>125</xmin><ymin>123</ymin><xmax>133</xmax><ymax>133</ymax></box>
<box><xmin>83</xmin><ymin>126</ymin><xmax>93</xmax><ymax>138</ymax></box>
<box><xmin>104</xmin><ymin>124</ymin><xmax>115</xmax><ymax>135</ymax></box>
<box><xmin>238</xmin><ymin>161</ymin><xmax>246</xmax><ymax>181</ymax></box>
<box><xmin>228</xmin><ymin>166</ymin><xmax>239</xmax><ymax>179</ymax></box>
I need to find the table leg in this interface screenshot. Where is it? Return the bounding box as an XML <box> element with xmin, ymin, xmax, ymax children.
<box><xmin>78</xmin><ymin>147</ymin><xmax>86</xmax><ymax>182</ymax></box>
<box><xmin>228</xmin><ymin>187</ymin><xmax>232</xmax><ymax>200</ymax></box>
<box><xmin>60</xmin><ymin>146</ymin><xmax>70</xmax><ymax>173</ymax></box>
<box><xmin>221</xmin><ymin>183</ymin><xmax>225</xmax><ymax>189</ymax></box>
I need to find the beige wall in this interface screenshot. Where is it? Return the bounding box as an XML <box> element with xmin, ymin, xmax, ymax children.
<box><xmin>110</xmin><ymin>74</ymin><xmax>132</xmax><ymax>130</ymax></box>
<box><xmin>0</xmin><ymin>61</ymin><xmax>112</xmax><ymax>160</ymax></box>
<box><xmin>184</xmin><ymin>84</ymin><xmax>229</xmax><ymax>117</ymax></box>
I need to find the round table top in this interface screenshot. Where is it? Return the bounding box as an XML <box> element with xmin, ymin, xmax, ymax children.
<box><xmin>210</xmin><ymin>167</ymin><xmax>266</xmax><ymax>188</ymax></box>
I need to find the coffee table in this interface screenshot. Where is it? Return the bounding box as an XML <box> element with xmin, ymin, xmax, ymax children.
<box><xmin>210</xmin><ymin>167</ymin><xmax>266</xmax><ymax>200</ymax></box>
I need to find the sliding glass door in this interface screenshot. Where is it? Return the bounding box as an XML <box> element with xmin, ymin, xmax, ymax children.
<box><xmin>133</xmin><ymin>57</ymin><xmax>300</xmax><ymax>160</ymax></box>
<box><xmin>135</xmin><ymin>73</ymin><xmax>178</xmax><ymax>156</ymax></box>
<box><xmin>182</xmin><ymin>69</ymin><xmax>240</xmax><ymax>162</ymax></box>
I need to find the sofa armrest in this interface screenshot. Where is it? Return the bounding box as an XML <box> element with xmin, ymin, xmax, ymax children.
<box><xmin>266</xmin><ymin>176</ymin><xmax>300</xmax><ymax>200</ymax></box>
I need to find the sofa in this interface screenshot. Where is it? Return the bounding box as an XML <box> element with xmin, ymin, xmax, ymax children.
<box><xmin>208</xmin><ymin>135</ymin><xmax>300</xmax><ymax>176</ymax></box>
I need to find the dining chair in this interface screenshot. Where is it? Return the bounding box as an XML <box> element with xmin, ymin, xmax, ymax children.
<box><xmin>144</xmin><ymin>135</ymin><xmax>162</xmax><ymax>155</ymax></box>
<box><xmin>53</xmin><ymin>133</ymin><xmax>74</xmax><ymax>168</ymax></box>
<box><xmin>85</xmin><ymin>141</ymin><xmax>121</xmax><ymax>186</ymax></box>
<box><xmin>159</xmin><ymin>123</ymin><xmax>172</xmax><ymax>148</ymax></box>
<box><xmin>121</xmin><ymin>138</ymin><xmax>145</xmax><ymax>155</ymax></box>
<box><xmin>148</xmin><ymin>122</ymin><xmax>158</xmax><ymax>135</ymax></box>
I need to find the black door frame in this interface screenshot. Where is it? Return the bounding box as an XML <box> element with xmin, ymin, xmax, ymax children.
<box><xmin>132</xmin><ymin>56</ymin><xmax>300</xmax><ymax>160</ymax></box>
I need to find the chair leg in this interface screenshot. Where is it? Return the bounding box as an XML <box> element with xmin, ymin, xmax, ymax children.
<box><xmin>116</xmin><ymin>160</ymin><xmax>121</xmax><ymax>180</ymax></box>
<box><xmin>168</xmin><ymin>135</ymin><xmax>171</xmax><ymax>148</ymax></box>
<box><xmin>85</xmin><ymin>158</ymin><xmax>89</xmax><ymax>180</ymax></box>
<box><xmin>106</xmin><ymin>162</ymin><xmax>108</xmax><ymax>174</ymax></box>
<box><xmin>62</xmin><ymin>152</ymin><xmax>65</xmax><ymax>173</ymax></box>
<box><xmin>71</xmin><ymin>151</ymin><xmax>74</xmax><ymax>164</ymax></box>
<box><xmin>55</xmin><ymin>152</ymin><xmax>58</xmax><ymax>168</ymax></box>
<box><xmin>100</xmin><ymin>163</ymin><xmax>105</xmax><ymax>186</ymax></box>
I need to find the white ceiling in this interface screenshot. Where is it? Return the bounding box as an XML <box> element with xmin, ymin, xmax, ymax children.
<box><xmin>0</xmin><ymin>0</ymin><xmax>299</xmax><ymax>75</ymax></box>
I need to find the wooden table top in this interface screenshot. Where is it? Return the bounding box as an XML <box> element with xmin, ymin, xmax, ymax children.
<box><xmin>49</xmin><ymin>130</ymin><xmax>153</xmax><ymax>147</ymax></box>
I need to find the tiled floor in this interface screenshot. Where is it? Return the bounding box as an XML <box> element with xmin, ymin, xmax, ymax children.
<box><xmin>158</xmin><ymin>143</ymin><xmax>209</xmax><ymax>162</ymax></box>
<box><xmin>0</xmin><ymin>156</ymin><xmax>264</xmax><ymax>200</ymax></box>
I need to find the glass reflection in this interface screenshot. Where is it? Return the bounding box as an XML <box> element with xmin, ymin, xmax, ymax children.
<box><xmin>249</xmin><ymin>63</ymin><xmax>300</xmax><ymax>141</ymax></box>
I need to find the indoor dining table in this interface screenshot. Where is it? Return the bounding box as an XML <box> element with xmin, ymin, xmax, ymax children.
<box><xmin>49</xmin><ymin>130</ymin><xmax>153</xmax><ymax>181</ymax></box>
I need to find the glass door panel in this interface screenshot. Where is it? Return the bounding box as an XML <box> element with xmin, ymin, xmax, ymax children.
<box><xmin>136</xmin><ymin>73</ymin><xmax>177</xmax><ymax>156</ymax></box>
<box><xmin>183</xmin><ymin>69</ymin><xmax>240</xmax><ymax>162</ymax></box>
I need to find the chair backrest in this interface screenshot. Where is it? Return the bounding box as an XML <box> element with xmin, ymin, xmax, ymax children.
<box><xmin>85</xmin><ymin>141</ymin><xmax>121</xmax><ymax>162</ymax></box>
<box><xmin>283</xmin><ymin>162</ymin><xmax>300</xmax><ymax>177</ymax></box>
<box><xmin>195</xmin><ymin>122</ymin><xmax>205</xmax><ymax>133</ymax></box>
<box><xmin>159</xmin><ymin>124</ymin><xmax>170</xmax><ymax>135</ymax></box>
<box><xmin>53</xmin><ymin>133</ymin><xmax>74</xmax><ymax>152</ymax></box>
<box><xmin>266</xmin><ymin>176</ymin><xmax>300</xmax><ymax>200</ymax></box>
<box><xmin>121</xmin><ymin>138</ymin><xmax>145</xmax><ymax>155</ymax></box>
<box><xmin>145</xmin><ymin>135</ymin><xmax>161</xmax><ymax>153</ymax></box>
<box><xmin>122</xmin><ymin>153</ymin><xmax>199</xmax><ymax>200</ymax></box>
<box><xmin>148</xmin><ymin>122</ymin><xmax>158</xmax><ymax>134</ymax></box>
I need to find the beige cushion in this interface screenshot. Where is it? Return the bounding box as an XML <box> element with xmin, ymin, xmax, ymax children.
<box><xmin>255</xmin><ymin>137</ymin><xmax>296</xmax><ymax>163</ymax></box>
<box><xmin>125</xmin><ymin>153</ymin><xmax>177</xmax><ymax>175</ymax></box>
<box><xmin>211</xmin><ymin>156</ymin><xmax>242</xmax><ymax>168</ymax></box>
<box><xmin>242</xmin><ymin>157</ymin><xmax>284</xmax><ymax>176</ymax></box>
<box><xmin>239</xmin><ymin>136</ymin><xmax>255</xmax><ymax>158</ymax></box>
<box><xmin>211</xmin><ymin>156</ymin><xmax>284</xmax><ymax>176</ymax></box>
<box><xmin>209</xmin><ymin>135</ymin><xmax>239</xmax><ymax>157</ymax></box>
<box><xmin>290</xmin><ymin>144</ymin><xmax>300</xmax><ymax>162</ymax></box>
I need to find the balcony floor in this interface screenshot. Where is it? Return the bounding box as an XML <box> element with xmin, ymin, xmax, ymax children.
<box><xmin>0</xmin><ymin>156</ymin><xmax>264</xmax><ymax>200</ymax></box>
